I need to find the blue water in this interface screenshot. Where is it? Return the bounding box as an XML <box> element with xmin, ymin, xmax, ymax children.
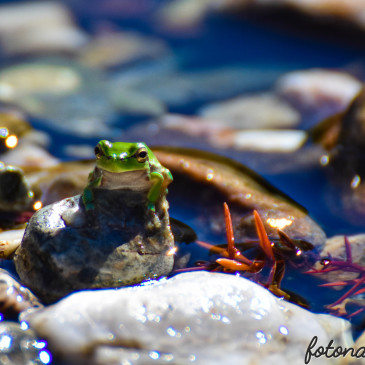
<box><xmin>2</xmin><ymin>0</ymin><xmax>365</xmax><ymax>349</ymax></box>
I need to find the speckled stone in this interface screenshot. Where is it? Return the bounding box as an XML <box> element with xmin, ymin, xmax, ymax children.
<box><xmin>14</xmin><ymin>189</ymin><xmax>174</xmax><ymax>303</ymax></box>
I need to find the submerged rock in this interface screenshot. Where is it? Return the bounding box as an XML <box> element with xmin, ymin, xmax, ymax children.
<box><xmin>0</xmin><ymin>59</ymin><xmax>119</xmax><ymax>138</ymax></box>
<box><xmin>78</xmin><ymin>31</ymin><xmax>168</xmax><ymax>69</ymax></box>
<box><xmin>313</xmin><ymin>234</ymin><xmax>365</xmax><ymax>285</ymax></box>
<box><xmin>0</xmin><ymin>63</ymin><xmax>81</xmax><ymax>99</ymax></box>
<box><xmin>277</xmin><ymin>69</ymin><xmax>362</xmax><ymax>112</ymax></box>
<box><xmin>109</xmin><ymin>89</ymin><xmax>166</xmax><ymax>117</ymax></box>
<box><xmin>22</xmin><ymin>272</ymin><xmax>353</xmax><ymax>365</ymax></box>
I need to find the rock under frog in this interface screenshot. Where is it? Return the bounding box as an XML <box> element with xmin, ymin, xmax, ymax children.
<box><xmin>83</xmin><ymin>140</ymin><xmax>173</xmax><ymax>211</ymax></box>
<box><xmin>14</xmin><ymin>141</ymin><xmax>175</xmax><ymax>303</ymax></box>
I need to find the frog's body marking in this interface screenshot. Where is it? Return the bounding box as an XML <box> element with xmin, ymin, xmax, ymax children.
<box><xmin>82</xmin><ymin>140</ymin><xmax>172</xmax><ymax>211</ymax></box>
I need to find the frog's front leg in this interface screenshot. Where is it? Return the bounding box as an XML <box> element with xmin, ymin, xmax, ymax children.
<box><xmin>147</xmin><ymin>171</ymin><xmax>165</xmax><ymax>211</ymax></box>
<box><xmin>82</xmin><ymin>170</ymin><xmax>102</xmax><ymax>211</ymax></box>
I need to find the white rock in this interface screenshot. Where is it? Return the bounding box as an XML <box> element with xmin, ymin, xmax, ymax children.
<box><xmin>277</xmin><ymin>69</ymin><xmax>362</xmax><ymax>109</ymax></box>
<box><xmin>2</xmin><ymin>25</ymin><xmax>88</xmax><ymax>56</ymax></box>
<box><xmin>0</xmin><ymin>2</ymin><xmax>71</xmax><ymax>33</ymax></box>
<box><xmin>0</xmin><ymin>2</ymin><xmax>88</xmax><ymax>55</ymax></box>
<box><xmin>232</xmin><ymin>129</ymin><xmax>307</xmax><ymax>152</ymax></box>
<box><xmin>0</xmin><ymin>64</ymin><xmax>81</xmax><ymax>100</ymax></box>
<box><xmin>158</xmin><ymin>0</ymin><xmax>229</xmax><ymax>29</ymax></box>
<box><xmin>160</xmin><ymin>114</ymin><xmax>306</xmax><ymax>152</ymax></box>
<box><xmin>23</xmin><ymin>272</ymin><xmax>353</xmax><ymax>365</ymax></box>
<box><xmin>2</xmin><ymin>143</ymin><xmax>59</xmax><ymax>168</ymax></box>
<box><xmin>199</xmin><ymin>93</ymin><xmax>300</xmax><ymax>129</ymax></box>
<box><xmin>78</xmin><ymin>31</ymin><xmax>168</xmax><ymax>68</ymax></box>
<box><xmin>0</xmin><ymin>228</ymin><xmax>24</xmax><ymax>259</ymax></box>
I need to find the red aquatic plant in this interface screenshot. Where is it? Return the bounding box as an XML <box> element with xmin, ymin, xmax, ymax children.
<box><xmin>179</xmin><ymin>202</ymin><xmax>309</xmax><ymax>301</ymax></box>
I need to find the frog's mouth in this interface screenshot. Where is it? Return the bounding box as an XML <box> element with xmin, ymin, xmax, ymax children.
<box><xmin>100</xmin><ymin>169</ymin><xmax>151</xmax><ymax>191</ymax></box>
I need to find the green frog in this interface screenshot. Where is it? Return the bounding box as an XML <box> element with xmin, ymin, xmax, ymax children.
<box><xmin>82</xmin><ymin>140</ymin><xmax>173</xmax><ymax>211</ymax></box>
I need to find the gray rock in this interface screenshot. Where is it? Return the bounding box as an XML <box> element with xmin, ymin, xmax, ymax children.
<box><xmin>0</xmin><ymin>164</ymin><xmax>35</xmax><ymax>212</ymax></box>
<box><xmin>22</xmin><ymin>271</ymin><xmax>353</xmax><ymax>365</ymax></box>
<box><xmin>14</xmin><ymin>189</ymin><xmax>174</xmax><ymax>303</ymax></box>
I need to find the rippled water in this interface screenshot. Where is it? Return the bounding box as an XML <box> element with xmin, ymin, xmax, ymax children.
<box><xmin>2</xmin><ymin>0</ymin><xmax>365</xmax><ymax>356</ymax></box>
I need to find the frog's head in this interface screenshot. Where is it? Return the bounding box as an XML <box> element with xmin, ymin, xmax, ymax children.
<box><xmin>94</xmin><ymin>140</ymin><xmax>151</xmax><ymax>173</ymax></box>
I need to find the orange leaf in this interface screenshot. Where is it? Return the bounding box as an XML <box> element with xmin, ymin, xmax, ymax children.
<box><xmin>196</xmin><ymin>240</ymin><xmax>253</xmax><ymax>265</ymax></box>
<box><xmin>253</xmin><ymin>210</ymin><xmax>274</xmax><ymax>261</ymax></box>
<box><xmin>195</xmin><ymin>240</ymin><xmax>227</xmax><ymax>255</ymax></box>
<box><xmin>223</xmin><ymin>202</ymin><xmax>235</xmax><ymax>259</ymax></box>
<box><xmin>216</xmin><ymin>258</ymin><xmax>251</xmax><ymax>272</ymax></box>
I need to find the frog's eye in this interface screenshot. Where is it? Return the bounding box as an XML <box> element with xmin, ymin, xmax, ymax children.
<box><xmin>136</xmin><ymin>147</ymin><xmax>148</xmax><ymax>163</ymax></box>
<box><xmin>94</xmin><ymin>145</ymin><xmax>102</xmax><ymax>159</ymax></box>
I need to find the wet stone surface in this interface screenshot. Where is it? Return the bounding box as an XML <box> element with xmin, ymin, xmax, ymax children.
<box><xmin>0</xmin><ymin>321</ymin><xmax>51</xmax><ymax>364</ymax></box>
<box><xmin>14</xmin><ymin>189</ymin><xmax>174</xmax><ymax>303</ymax></box>
<box><xmin>22</xmin><ymin>272</ymin><xmax>353</xmax><ymax>365</ymax></box>
<box><xmin>0</xmin><ymin>268</ymin><xmax>42</xmax><ymax>319</ymax></box>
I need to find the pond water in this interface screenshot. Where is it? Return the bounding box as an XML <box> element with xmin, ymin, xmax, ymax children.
<box><xmin>1</xmin><ymin>0</ymin><xmax>365</xmax><ymax>360</ymax></box>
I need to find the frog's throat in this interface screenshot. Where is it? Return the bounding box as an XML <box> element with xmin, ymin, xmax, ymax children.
<box><xmin>99</xmin><ymin>169</ymin><xmax>152</xmax><ymax>191</ymax></box>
